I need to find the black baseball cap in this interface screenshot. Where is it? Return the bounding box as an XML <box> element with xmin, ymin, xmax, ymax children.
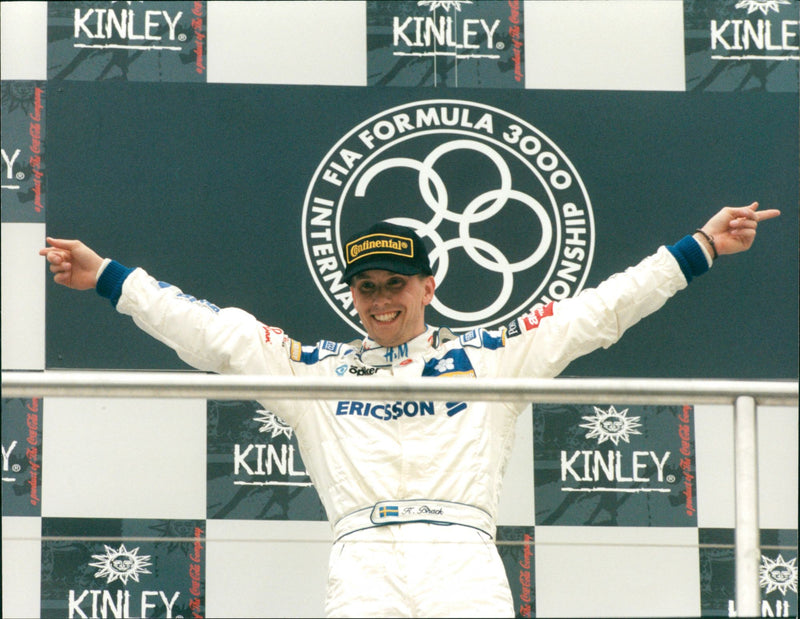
<box><xmin>343</xmin><ymin>222</ymin><xmax>433</xmax><ymax>284</ymax></box>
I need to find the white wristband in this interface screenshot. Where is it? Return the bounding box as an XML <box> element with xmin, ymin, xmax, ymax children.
<box><xmin>696</xmin><ymin>238</ymin><xmax>713</xmax><ymax>268</ymax></box>
<box><xmin>96</xmin><ymin>258</ymin><xmax>111</xmax><ymax>281</ymax></box>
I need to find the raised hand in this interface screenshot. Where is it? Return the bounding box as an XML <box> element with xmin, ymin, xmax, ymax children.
<box><xmin>39</xmin><ymin>237</ymin><xmax>104</xmax><ymax>290</ymax></box>
<box><xmin>696</xmin><ymin>202</ymin><xmax>781</xmax><ymax>257</ymax></box>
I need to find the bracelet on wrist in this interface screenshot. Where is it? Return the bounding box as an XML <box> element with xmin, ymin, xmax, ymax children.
<box><xmin>694</xmin><ymin>228</ymin><xmax>718</xmax><ymax>259</ymax></box>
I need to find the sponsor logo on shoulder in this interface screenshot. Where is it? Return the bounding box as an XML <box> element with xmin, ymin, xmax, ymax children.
<box><xmin>521</xmin><ymin>301</ymin><xmax>554</xmax><ymax>331</ymax></box>
<box><xmin>505</xmin><ymin>318</ymin><xmax>522</xmax><ymax>338</ymax></box>
<box><xmin>261</xmin><ymin>325</ymin><xmax>285</xmax><ymax>343</ymax></box>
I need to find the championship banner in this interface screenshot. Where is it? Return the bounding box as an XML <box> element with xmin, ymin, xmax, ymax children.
<box><xmin>42</xmin><ymin>82</ymin><xmax>798</xmax><ymax>380</ymax></box>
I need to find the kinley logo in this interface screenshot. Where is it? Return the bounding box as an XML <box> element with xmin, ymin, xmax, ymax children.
<box><xmin>1</xmin><ymin>399</ymin><xmax>42</xmax><ymax>507</ymax></box>
<box><xmin>726</xmin><ymin>553</ymin><xmax>797</xmax><ymax>616</ymax></box>
<box><xmin>760</xmin><ymin>554</ymin><xmax>798</xmax><ymax>596</ymax></box>
<box><xmin>560</xmin><ymin>406</ymin><xmax>674</xmax><ymax>493</ymax></box>
<box><xmin>393</xmin><ymin>1</ymin><xmax>502</xmax><ymax>61</ymax></box>
<box><xmin>72</xmin><ymin>1</ymin><xmax>188</xmax><ymax>52</ymax></box>
<box><xmin>1</xmin><ymin>84</ymin><xmax>45</xmax><ymax>212</ymax></box>
<box><xmin>233</xmin><ymin>409</ymin><xmax>312</xmax><ymax>487</ymax></box>
<box><xmin>710</xmin><ymin>0</ymin><xmax>799</xmax><ymax>61</ymax></box>
<box><xmin>0</xmin><ymin>440</ymin><xmax>21</xmax><ymax>481</ymax></box>
<box><xmin>69</xmin><ymin>544</ymin><xmax>182</xmax><ymax>618</ymax></box>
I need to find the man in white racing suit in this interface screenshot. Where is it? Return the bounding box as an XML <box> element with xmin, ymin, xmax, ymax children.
<box><xmin>40</xmin><ymin>202</ymin><xmax>778</xmax><ymax>618</ymax></box>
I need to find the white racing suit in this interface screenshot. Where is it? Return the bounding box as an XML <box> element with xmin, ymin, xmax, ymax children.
<box><xmin>96</xmin><ymin>236</ymin><xmax>710</xmax><ymax>618</ymax></box>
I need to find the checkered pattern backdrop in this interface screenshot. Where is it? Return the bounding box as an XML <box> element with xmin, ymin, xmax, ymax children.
<box><xmin>2</xmin><ymin>2</ymin><xmax>798</xmax><ymax>618</ymax></box>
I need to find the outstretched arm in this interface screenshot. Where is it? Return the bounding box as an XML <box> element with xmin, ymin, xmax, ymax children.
<box><xmin>694</xmin><ymin>201</ymin><xmax>780</xmax><ymax>258</ymax></box>
<box><xmin>39</xmin><ymin>237</ymin><xmax>104</xmax><ymax>290</ymax></box>
<box><xmin>499</xmin><ymin>200</ymin><xmax>782</xmax><ymax>378</ymax></box>
<box><xmin>38</xmin><ymin>237</ymin><xmax>296</xmax><ymax>379</ymax></box>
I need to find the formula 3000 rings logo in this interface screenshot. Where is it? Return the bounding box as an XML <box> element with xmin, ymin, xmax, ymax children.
<box><xmin>302</xmin><ymin>99</ymin><xmax>594</xmax><ymax>334</ymax></box>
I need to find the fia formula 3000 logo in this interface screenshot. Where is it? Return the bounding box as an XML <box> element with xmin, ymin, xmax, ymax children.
<box><xmin>302</xmin><ymin>99</ymin><xmax>594</xmax><ymax>334</ymax></box>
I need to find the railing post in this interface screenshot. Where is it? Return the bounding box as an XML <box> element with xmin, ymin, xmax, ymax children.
<box><xmin>734</xmin><ymin>395</ymin><xmax>760</xmax><ymax>618</ymax></box>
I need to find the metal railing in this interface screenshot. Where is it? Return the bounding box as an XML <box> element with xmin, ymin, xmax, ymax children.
<box><xmin>3</xmin><ymin>370</ymin><xmax>798</xmax><ymax>617</ymax></box>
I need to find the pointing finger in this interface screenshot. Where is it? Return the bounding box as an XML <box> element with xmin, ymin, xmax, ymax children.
<box><xmin>754</xmin><ymin>209</ymin><xmax>781</xmax><ymax>222</ymax></box>
<box><xmin>45</xmin><ymin>237</ymin><xmax>81</xmax><ymax>250</ymax></box>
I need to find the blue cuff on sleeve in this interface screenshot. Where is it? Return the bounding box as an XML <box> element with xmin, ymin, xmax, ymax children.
<box><xmin>667</xmin><ymin>235</ymin><xmax>710</xmax><ymax>283</ymax></box>
<box><xmin>96</xmin><ymin>260</ymin><xmax>135</xmax><ymax>307</ymax></box>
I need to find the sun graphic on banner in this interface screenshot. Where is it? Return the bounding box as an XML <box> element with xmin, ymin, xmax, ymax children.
<box><xmin>254</xmin><ymin>409</ymin><xmax>294</xmax><ymax>440</ymax></box>
<box><xmin>418</xmin><ymin>0</ymin><xmax>473</xmax><ymax>12</ymax></box>
<box><xmin>1</xmin><ymin>82</ymin><xmax>37</xmax><ymax>116</ymax></box>
<box><xmin>89</xmin><ymin>544</ymin><xmax>152</xmax><ymax>585</ymax></box>
<box><xmin>579</xmin><ymin>406</ymin><xmax>643</xmax><ymax>446</ymax></box>
<box><xmin>759</xmin><ymin>554</ymin><xmax>798</xmax><ymax>596</ymax></box>
<box><xmin>735</xmin><ymin>0</ymin><xmax>792</xmax><ymax>15</ymax></box>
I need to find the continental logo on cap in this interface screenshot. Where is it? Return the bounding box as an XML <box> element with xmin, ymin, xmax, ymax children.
<box><xmin>346</xmin><ymin>233</ymin><xmax>414</xmax><ymax>265</ymax></box>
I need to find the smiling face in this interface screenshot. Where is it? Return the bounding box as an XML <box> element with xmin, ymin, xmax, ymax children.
<box><xmin>350</xmin><ymin>270</ymin><xmax>436</xmax><ymax>348</ymax></box>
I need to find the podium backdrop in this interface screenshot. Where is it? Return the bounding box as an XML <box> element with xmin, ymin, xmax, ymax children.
<box><xmin>2</xmin><ymin>2</ymin><xmax>797</xmax><ymax>618</ymax></box>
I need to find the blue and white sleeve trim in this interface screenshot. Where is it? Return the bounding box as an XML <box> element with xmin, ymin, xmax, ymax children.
<box><xmin>667</xmin><ymin>235</ymin><xmax>712</xmax><ymax>283</ymax></box>
<box><xmin>96</xmin><ymin>260</ymin><xmax>135</xmax><ymax>307</ymax></box>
